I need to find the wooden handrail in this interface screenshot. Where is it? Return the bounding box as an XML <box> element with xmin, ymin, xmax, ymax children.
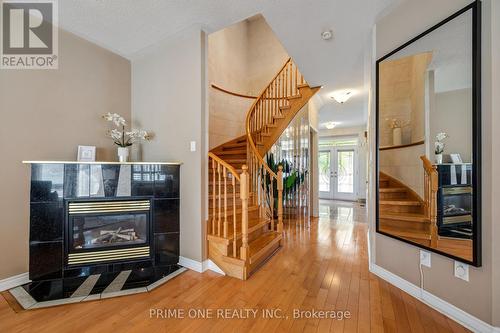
<box><xmin>379</xmin><ymin>140</ymin><xmax>425</xmax><ymax>151</ymax></box>
<box><xmin>420</xmin><ymin>155</ymin><xmax>438</xmax><ymax>248</ymax></box>
<box><xmin>420</xmin><ymin>155</ymin><xmax>435</xmax><ymax>172</ymax></box>
<box><xmin>244</xmin><ymin>57</ymin><xmax>306</xmax><ymax>224</ymax></box>
<box><xmin>208</xmin><ymin>152</ymin><xmax>240</xmax><ymax>181</ymax></box>
<box><xmin>211</xmin><ymin>84</ymin><xmax>257</xmax><ymax>99</ymax></box>
<box><xmin>245</xmin><ymin>57</ymin><xmax>292</xmax><ymax>179</ymax></box>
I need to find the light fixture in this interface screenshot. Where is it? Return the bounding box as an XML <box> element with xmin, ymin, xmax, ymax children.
<box><xmin>330</xmin><ymin>89</ymin><xmax>355</xmax><ymax>104</ymax></box>
<box><xmin>321</xmin><ymin>30</ymin><xmax>333</xmax><ymax>41</ymax></box>
<box><xmin>324</xmin><ymin>122</ymin><xmax>339</xmax><ymax>129</ymax></box>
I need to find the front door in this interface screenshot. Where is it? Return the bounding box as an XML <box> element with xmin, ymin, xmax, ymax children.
<box><xmin>319</xmin><ymin>147</ymin><xmax>357</xmax><ymax>201</ymax></box>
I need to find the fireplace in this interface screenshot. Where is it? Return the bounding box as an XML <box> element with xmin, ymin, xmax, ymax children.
<box><xmin>66</xmin><ymin>200</ymin><xmax>152</xmax><ymax>266</ymax></box>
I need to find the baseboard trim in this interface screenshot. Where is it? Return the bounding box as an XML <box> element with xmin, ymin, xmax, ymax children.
<box><xmin>370</xmin><ymin>263</ymin><xmax>498</xmax><ymax>333</ymax></box>
<box><xmin>0</xmin><ymin>272</ymin><xmax>30</xmax><ymax>292</ymax></box>
<box><xmin>178</xmin><ymin>256</ymin><xmax>224</xmax><ymax>275</ymax></box>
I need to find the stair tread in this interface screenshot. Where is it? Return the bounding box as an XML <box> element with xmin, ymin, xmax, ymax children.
<box><xmin>379</xmin><ymin>226</ymin><xmax>431</xmax><ymax>240</ymax></box>
<box><xmin>213</xmin><ymin>150</ymin><xmax>246</xmax><ymax>155</ymax></box>
<box><xmin>380</xmin><ymin>212</ymin><xmax>429</xmax><ymax>222</ymax></box>
<box><xmin>379</xmin><ymin>187</ymin><xmax>407</xmax><ymax>193</ymax></box>
<box><xmin>379</xmin><ymin>199</ymin><xmax>421</xmax><ymax>206</ymax></box>
<box><xmin>209</xmin><ymin>215</ymin><xmax>268</xmax><ymax>235</ymax></box>
<box><xmin>249</xmin><ymin>232</ymin><xmax>281</xmax><ymax>258</ymax></box>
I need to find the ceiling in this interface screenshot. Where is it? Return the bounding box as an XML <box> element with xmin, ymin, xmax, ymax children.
<box><xmin>58</xmin><ymin>0</ymin><xmax>404</xmax><ymax>129</ymax></box>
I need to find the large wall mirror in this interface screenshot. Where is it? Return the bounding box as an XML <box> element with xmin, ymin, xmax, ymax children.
<box><xmin>376</xmin><ymin>1</ymin><xmax>481</xmax><ymax>266</ymax></box>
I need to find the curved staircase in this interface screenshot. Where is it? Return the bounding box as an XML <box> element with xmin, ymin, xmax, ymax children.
<box><xmin>207</xmin><ymin>58</ymin><xmax>320</xmax><ymax>280</ymax></box>
<box><xmin>379</xmin><ymin>156</ymin><xmax>440</xmax><ymax>248</ymax></box>
<box><xmin>379</xmin><ymin>172</ymin><xmax>433</xmax><ymax>247</ymax></box>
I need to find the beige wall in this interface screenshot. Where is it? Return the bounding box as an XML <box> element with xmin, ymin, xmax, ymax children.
<box><xmin>379</xmin><ymin>144</ymin><xmax>425</xmax><ymax>197</ymax></box>
<box><xmin>379</xmin><ymin>53</ymin><xmax>430</xmax><ymax>147</ymax></box>
<box><xmin>488</xmin><ymin>0</ymin><xmax>500</xmax><ymax>326</ymax></box>
<box><xmin>431</xmin><ymin>88</ymin><xmax>472</xmax><ymax>162</ymax></box>
<box><xmin>132</xmin><ymin>27</ymin><xmax>207</xmax><ymax>262</ymax></box>
<box><xmin>373</xmin><ymin>0</ymin><xmax>496</xmax><ymax>324</ymax></box>
<box><xmin>208</xmin><ymin>20</ymin><xmax>253</xmax><ymax>149</ymax></box>
<box><xmin>0</xmin><ymin>30</ymin><xmax>131</xmax><ymax>280</ymax></box>
<box><xmin>208</xmin><ymin>16</ymin><xmax>288</xmax><ymax>149</ymax></box>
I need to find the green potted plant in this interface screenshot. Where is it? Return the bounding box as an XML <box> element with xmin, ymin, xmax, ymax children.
<box><xmin>263</xmin><ymin>153</ymin><xmax>308</xmax><ymax>218</ymax></box>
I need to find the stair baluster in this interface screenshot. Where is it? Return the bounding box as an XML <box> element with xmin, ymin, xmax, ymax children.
<box><xmin>240</xmin><ymin>165</ymin><xmax>249</xmax><ymax>260</ymax></box>
<box><xmin>421</xmin><ymin>156</ymin><xmax>439</xmax><ymax>247</ymax></box>
<box><xmin>277</xmin><ymin>165</ymin><xmax>284</xmax><ymax>233</ymax></box>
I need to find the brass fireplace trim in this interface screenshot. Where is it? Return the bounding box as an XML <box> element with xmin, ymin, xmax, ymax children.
<box><xmin>443</xmin><ymin>214</ymin><xmax>472</xmax><ymax>225</ymax></box>
<box><xmin>68</xmin><ymin>200</ymin><xmax>151</xmax><ymax>215</ymax></box>
<box><xmin>68</xmin><ymin>246</ymin><xmax>150</xmax><ymax>265</ymax></box>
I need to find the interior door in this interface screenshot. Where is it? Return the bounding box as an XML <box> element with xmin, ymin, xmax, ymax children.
<box><xmin>333</xmin><ymin>147</ymin><xmax>357</xmax><ymax>201</ymax></box>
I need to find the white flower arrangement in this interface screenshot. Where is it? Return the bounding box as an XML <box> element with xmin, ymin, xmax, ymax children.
<box><xmin>434</xmin><ymin>132</ymin><xmax>448</xmax><ymax>154</ymax></box>
<box><xmin>102</xmin><ymin>112</ymin><xmax>151</xmax><ymax>147</ymax></box>
<box><xmin>386</xmin><ymin>118</ymin><xmax>410</xmax><ymax>129</ymax></box>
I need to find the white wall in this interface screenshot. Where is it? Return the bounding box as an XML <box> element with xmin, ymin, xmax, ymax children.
<box><xmin>132</xmin><ymin>27</ymin><xmax>207</xmax><ymax>262</ymax></box>
<box><xmin>372</xmin><ymin>0</ymin><xmax>496</xmax><ymax>324</ymax></box>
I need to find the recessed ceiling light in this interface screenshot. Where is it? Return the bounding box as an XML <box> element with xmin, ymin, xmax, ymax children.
<box><xmin>321</xmin><ymin>30</ymin><xmax>333</xmax><ymax>41</ymax></box>
<box><xmin>330</xmin><ymin>89</ymin><xmax>356</xmax><ymax>104</ymax></box>
<box><xmin>324</xmin><ymin>122</ymin><xmax>339</xmax><ymax>129</ymax></box>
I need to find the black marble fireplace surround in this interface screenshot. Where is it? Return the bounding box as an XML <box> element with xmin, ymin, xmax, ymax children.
<box><xmin>18</xmin><ymin>161</ymin><xmax>182</xmax><ymax>306</ymax></box>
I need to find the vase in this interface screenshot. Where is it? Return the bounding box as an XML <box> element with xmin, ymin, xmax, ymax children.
<box><xmin>117</xmin><ymin>147</ymin><xmax>129</xmax><ymax>162</ymax></box>
<box><xmin>435</xmin><ymin>153</ymin><xmax>443</xmax><ymax>164</ymax></box>
<box><xmin>392</xmin><ymin>128</ymin><xmax>402</xmax><ymax>146</ymax></box>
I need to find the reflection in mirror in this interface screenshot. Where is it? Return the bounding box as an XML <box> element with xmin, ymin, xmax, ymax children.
<box><xmin>376</xmin><ymin>3</ymin><xmax>480</xmax><ymax>265</ymax></box>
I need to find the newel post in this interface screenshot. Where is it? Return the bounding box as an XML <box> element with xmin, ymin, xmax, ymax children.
<box><xmin>277</xmin><ymin>165</ymin><xmax>284</xmax><ymax>233</ymax></box>
<box><xmin>240</xmin><ymin>165</ymin><xmax>249</xmax><ymax>260</ymax></box>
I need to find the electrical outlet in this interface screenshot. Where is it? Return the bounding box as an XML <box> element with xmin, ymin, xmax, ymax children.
<box><xmin>454</xmin><ymin>261</ymin><xmax>469</xmax><ymax>281</ymax></box>
<box><xmin>190</xmin><ymin>141</ymin><xmax>196</xmax><ymax>152</ymax></box>
<box><xmin>420</xmin><ymin>250</ymin><xmax>431</xmax><ymax>267</ymax></box>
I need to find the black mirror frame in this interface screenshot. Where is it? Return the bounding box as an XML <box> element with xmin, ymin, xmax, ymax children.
<box><xmin>375</xmin><ymin>0</ymin><xmax>482</xmax><ymax>267</ymax></box>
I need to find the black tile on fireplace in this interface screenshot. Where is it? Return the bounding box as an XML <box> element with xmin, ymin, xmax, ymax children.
<box><xmin>131</xmin><ymin>165</ymin><xmax>155</xmax><ymax>196</ymax></box>
<box><xmin>111</xmin><ymin>259</ymin><xmax>153</xmax><ymax>273</ymax></box>
<box><xmin>101</xmin><ymin>164</ymin><xmax>121</xmax><ymax>197</ymax></box>
<box><xmin>23</xmin><ymin>279</ymin><xmax>64</xmax><ymax>302</ymax></box>
<box><xmin>29</xmin><ymin>241</ymin><xmax>63</xmax><ymax>281</ymax></box>
<box><xmin>64</xmin><ymin>164</ymin><xmax>90</xmax><ymax>198</ymax></box>
<box><xmin>30</xmin><ymin>202</ymin><xmax>63</xmax><ymax>242</ymax></box>
<box><xmin>31</xmin><ymin>164</ymin><xmax>64</xmax><ymax>202</ymax></box>
<box><xmin>154</xmin><ymin>199</ymin><xmax>180</xmax><ymax>233</ymax></box>
<box><xmin>154</xmin><ymin>233</ymin><xmax>179</xmax><ymax>266</ymax></box>
<box><xmin>63</xmin><ymin>264</ymin><xmax>110</xmax><ymax>279</ymax></box>
<box><xmin>154</xmin><ymin>165</ymin><xmax>180</xmax><ymax>198</ymax></box>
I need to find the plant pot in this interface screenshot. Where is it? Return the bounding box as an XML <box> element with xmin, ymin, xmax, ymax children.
<box><xmin>392</xmin><ymin>128</ymin><xmax>402</xmax><ymax>146</ymax></box>
<box><xmin>117</xmin><ymin>147</ymin><xmax>129</xmax><ymax>162</ymax></box>
<box><xmin>435</xmin><ymin>153</ymin><xmax>443</xmax><ymax>164</ymax></box>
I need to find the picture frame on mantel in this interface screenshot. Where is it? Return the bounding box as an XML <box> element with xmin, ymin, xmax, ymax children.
<box><xmin>77</xmin><ymin>145</ymin><xmax>96</xmax><ymax>162</ymax></box>
<box><xmin>375</xmin><ymin>1</ymin><xmax>482</xmax><ymax>267</ymax></box>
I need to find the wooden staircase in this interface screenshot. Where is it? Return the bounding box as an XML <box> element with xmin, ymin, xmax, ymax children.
<box><xmin>378</xmin><ymin>157</ymin><xmax>438</xmax><ymax>247</ymax></box>
<box><xmin>207</xmin><ymin>58</ymin><xmax>320</xmax><ymax>280</ymax></box>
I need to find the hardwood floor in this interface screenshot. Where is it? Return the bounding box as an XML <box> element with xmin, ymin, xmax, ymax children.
<box><xmin>0</xmin><ymin>201</ymin><xmax>470</xmax><ymax>333</ymax></box>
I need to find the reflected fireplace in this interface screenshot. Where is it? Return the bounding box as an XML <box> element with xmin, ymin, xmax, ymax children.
<box><xmin>66</xmin><ymin>200</ymin><xmax>152</xmax><ymax>266</ymax></box>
